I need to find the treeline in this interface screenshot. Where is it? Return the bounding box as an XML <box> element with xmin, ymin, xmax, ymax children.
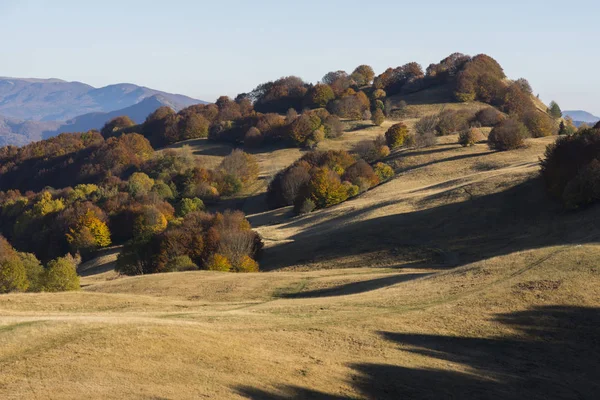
<box><xmin>96</xmin><ymin>52</ymin><xmax>552</xmax><ymax>153</ymax></box>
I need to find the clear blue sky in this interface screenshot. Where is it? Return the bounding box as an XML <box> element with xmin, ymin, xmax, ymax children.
<box><xmin>1</xmin><ymin>0</ymin><xmax>598</xmax><ymax>114</ymax></box>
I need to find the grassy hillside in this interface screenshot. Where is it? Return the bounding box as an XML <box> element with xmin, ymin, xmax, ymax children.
<box><xmin>1</xmin><ymin>108</ymin><xmax>599</xmax><ymax>399</ymax></box>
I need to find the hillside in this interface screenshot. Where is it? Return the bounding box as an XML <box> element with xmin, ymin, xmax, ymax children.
<box><xmin>1</xmin><ymin>129</ymin><xmax>599</xmax><ymax>399</ymax></box>
<box><xmin>1</xmin><ymin>53</ymin><xmax>599</xmax><ymax>399</ymax></box>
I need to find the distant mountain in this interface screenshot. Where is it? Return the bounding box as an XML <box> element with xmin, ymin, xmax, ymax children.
<box><xmin>563</xmin><ymin>110</ymin><xmax>600</xmax><ymax>127</ymax></box>
<box><xmin>0</xmin><ymin>77</ymin><xmax>205</xmax><ymax>121</ymax></box>
<box><xmin>0</xmin><ymin>114</ymin><xmax>60</xmax><ymax>147</ymax></box>
<box><xmin>42</xmin><ymin>95</ymin><xmax>186</xmax><ymax>139</ymax></box>
<box><xmin>0</xmin><ymin>77</ymin><xmax>207</xmax><ymax>146</ymax></box>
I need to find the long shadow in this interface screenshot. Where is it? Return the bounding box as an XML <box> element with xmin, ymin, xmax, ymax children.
<box><xmin>235</xmin><ymin>305</ymin><xmax>600</xmax><ymax>399</ymax></box>
<box><xmin>260</xmin><ymin>177</ymin><xmax>600</xmax><ymax>271</ymax></box>
<box><xmin>390</xmin><ymin>151</ymin><xmax>496</xmax><ymax>173</ymax></box>
<box><xmin>278</xmin><ymin>273</ymin><xmax>431</xmax><ymax>299</ymax></box>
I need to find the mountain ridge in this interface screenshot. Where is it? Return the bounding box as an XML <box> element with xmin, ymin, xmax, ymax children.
<box><xmin>0</xmin><ymin>77</ymin><xmax>207</xmax><ymax>146</ymax></box>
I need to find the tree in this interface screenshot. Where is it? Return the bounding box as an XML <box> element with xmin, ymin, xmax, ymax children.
<box><xmin>219</xmin><ymin>149</ymin><xmax>259</xmax><ymax>184</ymax></box>
<box><xmin>548</xmin><ymin>101</ymin><xmax>563</xmax><ymax>119</ymax></box>
<box><xmin>127</xmin><ymin>172</ymin><xmax>155</xmax><ymax>198</ymax></box>
<box><xmin>371</xmin><ymin>109</ymin><xmax>385</xmax><ymax>126</ymax></box>
<box><xmin>306</xmin><ymin>168</ymin><xmax>349</xmax><ymax>208</ymax></box>
<box><xmin>66</xmin><ymin>209</ymin><xmax>112</xmax><ymax>253</ymax></box>
<box><xmin>352</xmin><ymin>65</ymin><xmax>375</xmax><ymax>85</ymax></box>
<box><xmin>101</xmin><ymin>116</ymin><xmax>135</xmax><ymax>137</ymax></box>
<box><xmin>42</xmin><ymin>254</ymin><xmax>80</xmax><ymax>292</ymax></box>
<box><xmin>488</xmin><ymin>119</ymin><xmax>530</xmax><ymax>151</ymax></box>
<box><xmin>385</xmin><ymin>123</ymin><xmax>410</xmax><ymax>149</ymax></box>
<box><xmin>523</xmin><ymin>111</ymin><xmax>557</xmax><ymax>138</ymax></box>
<box><xmin>0</xmin><ymin>237</ymin><xmax>28</xmax><ymax>293</ymax></box>
<box><xmin>179</xmin><ymin>113</ymin><xmax>210</xmax><ymax>139</ymax></box>
<box><xmin>307</xmin><ymin>84</ymin><xmax>335</xmax><ymax>108</ymax></box>
<box><xmin>177</xmin><ymin>198</ymin><xmax>205</xmax><ymax>217</ymax></box>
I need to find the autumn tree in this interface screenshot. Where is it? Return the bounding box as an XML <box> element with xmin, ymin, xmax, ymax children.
<box><xmin>101</xmin><ymin>116</ymin><xmax>135</xmax><ymax>137</ymax></box>
<box><xmin>305</xmin><ymin>167</ymin><xmax>349</xmax><ymax>209</ymax></box>
<box><xmin>351</xmin><ymin>65</ymin><xmax>375</xmax><ymax>86</ymax></box>
<box><xmin>42</xmin><ymin>254</ymin><xmax>80</xmax><ymax>292</ymax></box>
<box><xmin>371</xmin><ymin>108</ymin><xmax>385</xmax><ymax>126</ymax></box>
<box><xmin>306</xmin><ymin>84</ymin><xmax>335</xmax><ymax>108</ymax></box>
<box><xmin>385</xmin><ymin>123</ymin><xmax>410</xmax><ymax>149</ymax></box>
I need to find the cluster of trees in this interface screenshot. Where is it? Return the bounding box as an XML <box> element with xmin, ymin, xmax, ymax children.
<box><xmin>0</xmin><ymin>130</ymin><xmax>262</xmax><ymax>273</ymax></box>
<box><xmin>0</xmin><ymin>236</ymin><xmax>79</xmax><ymax>293</ymax></box>
<box><xmin>541</xmin><ymin>125</ymin><xmax>600</xmax><ymax>209</ymax></box>
<box><xmin>117</xmin><ymin>210</ymin><xmax>262</xmax><ymax>275</ymax></box>
<box><xmin>267</xmin><ymin>150</ymin><xmax>393</xmax><ymax>213</ymax></box>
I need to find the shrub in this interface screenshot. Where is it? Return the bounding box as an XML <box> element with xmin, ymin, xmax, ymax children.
<box><xmin>219</xmin><ymin>149</ymin><xmax>259</xmax><ymax>185</ymax></box>
<box><xmin>288</xmin><ymin>113</ymin><xmax>322</xmax><ymax>145</ymax></box>
<box><xmin>371</xmin><ymin>89</ymin><xmax>386</xmax><ymax>100</ymax></box>
<box><xmin>475</xmin><ymin>107</ymin><xmax>505</xmax><ymax>127</ymax></box>
<box><xmin>415</xmin><ymin>114</ymin><xmax>440</xmax><ymax>136</ymax></box>
<box><xmin>43</xmin><ymin>254</ymin><xmax>80</xmax><ymax>292</ymax></box>
<box><xmin>233</xmin><ymin>255</ymin><xmax>259</xmax><ymax>273</ymax></box>
<box><xmin>297</xmin><ymin>198</ymin><xmax>316</xmax><ymax>214</ymax></box>
<box><xmin>522</xmin><ymin>111</ymin><xmax>557</xmax><ymax>138</ymax></box>
<box><xmin>459</xmin><ymin>128</ymin><xmax>484</xmax><ymax>147</ymax></box>
<box><xmin>128</xmin><ymin>172</ymin><xmax>155</xmax><ymax>198</ymax></box>
<box><xmin>343</xmin><ymin>160</ymin><xmax>379</xmax><ymax>188</ymax></box>
<box><xmin>436</xmin><ymin>110</ymin><xmax>473</xmax><ymax>135</ymax></box>
<box><xmin>0</xmin><ymin>258</ymin><xmax>28</xmax><ymax>293</ymax></box>
<box><xmin>541</xmin><ymin>129</ymin><xmax>600</xmax><ymax>208</ymax></box>
<box><xmin>177</xmin><ymin>198</ymin><xmax>205</xmax><ymax>217</ymax></box>
<box><xmin>488</xmin><ymin>119</ymin><xmax>529</xmax><ymax>151</ymax></box>
<box><xmin>164</xmin><ymin>255</ymin><xmax>198</xmax><ymax>272</ymax></box>
<box><xmin>374</xmin><ymin>163</ymin><xmax>394</xmax><ymax>181</ymax></box>
<box><xmin>306</xmin><ymin>168</ymin><xmax>349</xmax><ymax>208</ymax></box>
<box><xmin>414</xmin><ymin>131</ymin><xmax>438</xmax><ymax>148</ymax></box>
<box><xmin>371</xmin><ymin>109</ymin><xmax>385</xmax><ymax>126</ymax></box>
<box><xmin>207</xmin><ymin>253</ymin><xmax>232</xmax><ymax>272</ymax></box>
<box><xmin>267</xmin><ymin>161</ymin><xmax>311</xmax><ymax>208</ymax></box>
<box><xmin>322</xmin><ymin>115</ymin><xmax>344</xmax><ymax>139</ymax></box>
<box><xmin>385</xmin><ymin>123</ymin><xmax>410</xmax><ymax>149</ymax></box>
<box><xmin>244</xmin><ymin>127</ymin><xmax>263</xmax><ymax>148</ymax></box>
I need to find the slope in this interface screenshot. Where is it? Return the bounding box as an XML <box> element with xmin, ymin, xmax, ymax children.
<box><xmin>1</xmin><ymin>125</ymin><xmax>599</xmax><ymax>399</ymax></box>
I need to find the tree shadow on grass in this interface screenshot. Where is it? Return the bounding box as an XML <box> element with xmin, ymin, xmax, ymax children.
<box><xmin>260</xmin><ymin>177</ymin><xmax>600</xmax><ymax>271</ymax></box>
<box><xmin>278</xmin><ymin>273</ymin><xmax>432</xmax><ymax>299</ymax></box>
<box><xmin>235</xmin><ymin>305</ymin><xmax>600</xmax><ymax>399</ymax></box>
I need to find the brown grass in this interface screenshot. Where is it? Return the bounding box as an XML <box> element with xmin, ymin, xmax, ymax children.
<box><xmin>1</xmin><ymin>100</ymin><xmax>598</xmax><ymax>399</ymax></box>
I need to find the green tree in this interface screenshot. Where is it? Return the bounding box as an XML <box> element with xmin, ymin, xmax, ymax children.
<box><xmin>42</xmin><ymin>255</ymin><xmax>80</xmax><ymax>292</ymax></box>
<box><xmin>548</xmin><ymin>101</ymin><xmax>563</xmax><ymax>119</ymax></box>
<box><xmin>128</xmin><ymin>172</ymin><xmax>155</xmax><ymax>198</ymax></box>
<box><xmin>307</xmin><ymin>84</ymin><xmax>335</xmax><ymax>108</ymax></box>
<box><xmin>371</xmin><ymin>109</ymin><xmax>385</xmax><ymax>126</ymax></box>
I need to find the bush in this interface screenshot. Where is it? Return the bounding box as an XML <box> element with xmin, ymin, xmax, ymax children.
<box><xmin>343</xmin><ymin>160</ymin><xmax>379</xmax><ymax>188</ymax></box>
<box><xmin>414</xmin><ymin>131</ymin><xmax>437</xmax><ymax>148</ymax></box>
<box><xmin>488</xmin><ymin>119</ymin><xmax>529</xmax><ymax>151</ymax></box>
<box><xmin>323</xmin><ymin>115</ymin><xmax>344</xmax><ymax>138</ymax></box>
<box><xmin>522</xmin><ymin>111</ymin><xmax>557</xmax><ymax>138</ymax></box>
<box><xmin>436</xmin><ymin>110</ymin><xmax>473</xmax><ymax>135</ymax></box>
<box><xmin>354</xmin><ymin>139</ymin><xmax>388</xmax><ymax>162</ymax></box>
<box><xmin>0</xmin><ymin>258</ymin><xmax>28</xmax><ymax>293</ymax></box>
<box><xmin>306</xmin><ymin>168</ymin><xmax>349</xmax><ymax>208</ymax></box>
<box><xmin>459</xmin><ymin>128</ymin><xmax>484</xmax><ymax>147</ymax></box>
<box><xmin>541</xmin><ymin>129</ymin><xmax>600</xmax><ymax>208</ymax></box>
<box><xmin>374</xmin><ymin>163</ymin><xmax>394</xmax><ymax>181</ymax></box>
<box><xmin>165</xmin><ymin>256</ymin><xmax>198</xmax><ymax>272</ymax></box>
<box><xmin>207</xmin><ymin>253</ymin><xmax>232</xmax><ymax>272</ymax></box>
<box><xmin>371</xmin><ymin>109</ymin><xmax>385</xmax><ymax>126</ymax></box>
<box><xmin>219</xmin><ymin>149</ymin><xmax>259</xmax><ymax>185</ymax></box>
<box><xmin>297</xmin><ymin>198</ymin><xmax>316</xmax><ymax>214</ymax></box>
<box><xmin>385</xmin><ymin>123</ymin><xmax>410</xmax><ymax>149</ymax></box>
<box><xmin>177</xmin><ymin>198</ymin><xmax>205</xmax><ymax>217</ymax></box>
<box><xmin>43</xmin><ymin>254</ymin><xmax>80</xmax><ymax>292</ymax></box>
<box><xmin>475</xmin><ymin>107</ymin><xmax>505</xmax><ymax>127</ymax></box>
<box><xmin>415</xmin><ymin>114</ymin><xmax>440</xmax><ymax>136</ymax></box>
<box><xmin>244</xmin><ymin>127</ymin><xmax>263</xmax><ymax>147</ymax></box>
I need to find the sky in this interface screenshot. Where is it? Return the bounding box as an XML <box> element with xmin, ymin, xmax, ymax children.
<box><xmin>0</xmin><ymin>0</ymin><xmax>598</xmax><ymax>115</ymax></box>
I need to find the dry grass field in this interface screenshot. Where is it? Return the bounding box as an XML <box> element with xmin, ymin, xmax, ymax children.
<box><xmin>1</xmin><ymin>111</ymin><xmax>599</xmax><ymax>399</ymax></box>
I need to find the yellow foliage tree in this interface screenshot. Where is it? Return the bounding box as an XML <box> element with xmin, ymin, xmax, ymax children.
<box><xmin>307</xmin><ymin>167</ymin><xmax>349</xmax><ymax>208</ymax></box>
<box><xmin>66</xmin><ymin>210</ymin><xmax>112</xmax><ymax>251</ymax></box>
